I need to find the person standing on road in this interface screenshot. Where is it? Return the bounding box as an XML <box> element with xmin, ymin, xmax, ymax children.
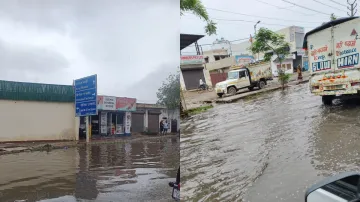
<box><xmin>199</xmin><ymin>78</ymin><xmax>206</xmax><ymax>90</ymax></box>
<box><xmin>297</xmin><ymin>65</ymin><xmax>303</xmax><ymax>81</ymax></box>
<box><xmin>163</xmin><ymin>120</ymin><xmax>169</xmax><ymax>135</ymax></box>
<box><xmin>159</xmin><ymin>120</ymin><xmax>164</xmax><ymax>135</ymax></box>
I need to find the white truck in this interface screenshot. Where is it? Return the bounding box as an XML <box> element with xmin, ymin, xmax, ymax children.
<box><xmin>214</xmin><ymin>62</ymin><xmax>273</xmax><ymax>98</ymax></box>
<box><xmin>304</xmin><ymin>16</ymin><xmax>360</xmax><ymax>105</ymax></box>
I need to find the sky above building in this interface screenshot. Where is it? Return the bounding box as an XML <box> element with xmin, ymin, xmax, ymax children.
<box><xmin>181</xmin><ymin>0</ymin><xmax>350</xmax><ymax>54</ymax></box>
<box><xmin>0</xmin><ymin>0</ymin><xmax>179</xmax><ymax>103</ymax></box>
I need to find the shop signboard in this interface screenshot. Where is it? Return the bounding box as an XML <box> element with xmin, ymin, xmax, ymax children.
<box><xmin>97</xmin><ymin>96</ymin><xmax>116</xmax><ymax>110</ymax></box>
<box><xmin>100</xmin><ymin>112</ymin><xmax>107</xmax><ymax>134</ymax></box>
<box><xmin>116</xmin><ymin>124</ymin><xmax>123</xmax><ymax>134</ymax></box>
<box><xmin>180</xmin><ymin>55</ymin><xmax>204</xmax><ymax>65</ymax></box>
<box><xmin>235</xmin><ymin>55</ymin><xmax>255</xmax><ymax>65</ymax></box>
<box><xmin>116</xmin><ymin>97</ymin><xmax>136</xmax><ymax>111</ymax></box>
<box><xmin>124</xmin><ymin>112</ymin><xmax>131</xmax><ymax>135</ymax></box>
<box><xmin>74</xmin><ymin>74</ymin><xmax>97</xmax><ymax>117</ymax></box>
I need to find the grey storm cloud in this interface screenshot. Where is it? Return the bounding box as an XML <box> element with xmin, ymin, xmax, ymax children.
<box><xmin>0</xmin><ymin>39</ymin><xmax>69</xmax><ymax>72</ymax></box>
<box><xmin>0</xmin><ymin>0</ymin><xmax>180</xmax><ymax>99</ymax></box>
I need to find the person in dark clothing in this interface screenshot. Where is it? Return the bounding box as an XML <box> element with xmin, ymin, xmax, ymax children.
<box><xmin>159</xmin><ymin>120</ymin><xmax>164</xmax><ymax>135</ymax></box>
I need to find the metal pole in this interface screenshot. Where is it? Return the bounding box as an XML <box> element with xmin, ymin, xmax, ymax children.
<box><xmin>86</xmin><ymin>116</ymin><xmax>90</xmax><ymax>143</ymax></box>
<box><xmin>254</xmin><ymin>24</ymin><xmax>258</xmax><ymax>61</ymax></box>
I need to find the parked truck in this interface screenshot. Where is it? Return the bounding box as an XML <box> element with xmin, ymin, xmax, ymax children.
<box><xmin>214</xmin><ymin>61</ymin><xmax>273</xmax><ymax>98</ymax></box>
<box><xmin>304</xmin><ymin>16</ymin><xmax>360</xmax><ymax>105</ymax></box>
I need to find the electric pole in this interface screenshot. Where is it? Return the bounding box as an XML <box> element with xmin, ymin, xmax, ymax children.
<box><xmin>348</xmin><ymin>0</ymin><xmax>357</xmax><ymax>17</ymax></box>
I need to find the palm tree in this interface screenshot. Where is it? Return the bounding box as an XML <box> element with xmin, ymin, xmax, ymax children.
<box><xmin>180</xmin><ymin>0</ymin><xmax>217</xmax><ymax>35</ymax></box>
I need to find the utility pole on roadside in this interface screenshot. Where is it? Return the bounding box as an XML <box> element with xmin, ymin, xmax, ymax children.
<box><xmin>347</xmin><ymin>0</ymin><xmax>357</xmax><ymax>17</ymax></box>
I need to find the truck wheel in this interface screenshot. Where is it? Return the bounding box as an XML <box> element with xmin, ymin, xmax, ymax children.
<box><xmin>228</xmin><ymin>86</ymin><xmax>237</xmax><ymax>95</ymax></box>
<box><xmin>258</xmin><ymin>81</ymin><xmax>266</xmax><ymax>89</ymax></box>
<box><xmin>217</xmin><ymin>93</ymin><xmax>223</xmax><ymax>98</ymax></box>
<box><xmin>248</xmin><ymin>86</ymin><xmax>254</xmax><ymax>91</ymax></box>
<box><xmin>322</xmin><ymin>95</ymin><xmax>334</xmax><ymax>105</ymax></box>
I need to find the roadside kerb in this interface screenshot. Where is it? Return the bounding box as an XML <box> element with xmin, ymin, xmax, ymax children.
<box><xmin>206</xmin><ymin>79</ymin><xmax>309</xmax><ymax>104</ymax></box>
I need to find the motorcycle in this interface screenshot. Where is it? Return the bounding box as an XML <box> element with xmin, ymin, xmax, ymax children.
<box><xmin>169</xmin><ymin>167</ymin><xmax>180</xmax><ymax>201</ymax></box>
<box><xmin>305</xmin><ymin>172</ymin><xmax>360</xmax><ymax>202</ymax></box>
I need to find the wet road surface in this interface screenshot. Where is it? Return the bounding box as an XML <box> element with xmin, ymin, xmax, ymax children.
<box><xmin>181</xmin><ymin>83</ymin><xmax>360</xmax><ymax>202</ymax></box>
<box><xmin>0</xmin><ymin>137</ymin><xmax>179</xmax><ymax>202</ymax></box>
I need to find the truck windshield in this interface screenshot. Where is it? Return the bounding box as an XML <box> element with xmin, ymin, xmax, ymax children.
<box><xmin>227</xmin><ymin>71</ymin><xmax>239</xmax><ymax>80</ymax></box>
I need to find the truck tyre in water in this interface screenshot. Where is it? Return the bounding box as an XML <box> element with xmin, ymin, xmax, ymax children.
<box><xmin>258</xmin><ymin>81</ymin><xmax>266</xmax><ymax>89</ymax></box>
<box><xmin>217</xmin><ymin>93</ymin><xmax>223</xmax><ymax>98</ymax></box>
<box><xmin>322</xmin><ymin>95</ymin><xmax>334</xmax><ymax>105</ymax></box>
<box><xmin>228</xmin><ymin>86</ymin><xmax>237</xmax><ymax>95</ymax></box>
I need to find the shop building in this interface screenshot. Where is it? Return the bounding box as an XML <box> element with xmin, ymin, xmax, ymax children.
<box><xmin>79</xmin><ymin>95</ymin><xmax>136</xmax><ymax>139</ymax></box>
<box><xmin>131</xmin><ymin>103</ymin><xmax>180</xmax><ymax>134</ymax></box>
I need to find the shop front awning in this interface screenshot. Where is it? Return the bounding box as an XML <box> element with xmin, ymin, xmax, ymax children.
<box><xmin>180</xmin><ymin>34</ymin><xmax>205</xmax><ymax>50</ymax></box>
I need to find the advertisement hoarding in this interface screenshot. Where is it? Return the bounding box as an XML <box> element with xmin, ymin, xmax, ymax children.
<box><xmin>116</xmin><ymin>97</ymin><xmax>136</xmax><ymax>111</ymax></box>
<box><xmin>97</xmin><ymin>96</ymin><xmax>116</xmax><ymax>110</ymax></box>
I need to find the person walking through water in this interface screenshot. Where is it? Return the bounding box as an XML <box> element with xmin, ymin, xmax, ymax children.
<box><xmin>159</xmin><ymin>120</ymin><xmax>164</xmax><ymax>135</ymax></box>
<box><xmin>163</xmin><ymin>120</ymin><xmax>169</xmax><ymax>135</ymax></box>
<box><xmin>297</xmin><ymin>65</ymin><xmax>303</xmax><ymax>81</ymax></box>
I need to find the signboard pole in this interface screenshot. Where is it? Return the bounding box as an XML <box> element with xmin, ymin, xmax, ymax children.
<box><xmin>86</xmin><ymin>116</ymin><xmax>90</xmax><ymax>143</ymax></box>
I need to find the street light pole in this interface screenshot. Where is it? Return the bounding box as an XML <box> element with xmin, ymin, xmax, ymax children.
<box><xmin>254</xmin><ymin>21</ymin><xmax>261</xmax><ymax>61</ymax></box>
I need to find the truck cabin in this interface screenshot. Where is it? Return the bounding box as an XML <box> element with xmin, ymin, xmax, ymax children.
<box><xmin>227</xmin><ymin>69</ymin><xmax>248</xmax><ymax>80</ymax></box>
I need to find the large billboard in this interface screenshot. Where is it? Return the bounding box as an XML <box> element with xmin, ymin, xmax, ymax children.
<box><xmin>97</xmin><ymin>96</ymin><xmax>136</xmax><ymax>111</ymax></box>
<box><xmin>235</xmin><ymin>55</ymin><xmax>255</xmax><ymax>65</ymax></box>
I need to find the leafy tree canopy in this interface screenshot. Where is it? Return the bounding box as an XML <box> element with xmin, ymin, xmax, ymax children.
<box><xmin>156</xmin><ymin>73</ymin><xmax>180</xmax><ymax>109</ymax></box>
<box><xmin>180</xmin><ymin>0</ymin><xmax>217</xmax><ymax>35</ymax></box>
<box><xmin>249</xmin><ymin>28</ymin><xmax>290</xmax><ymax>63</ymax></box>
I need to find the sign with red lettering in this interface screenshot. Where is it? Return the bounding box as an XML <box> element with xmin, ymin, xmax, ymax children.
<box><xmin>180</xmin><ymin>55</ymin><xmax>204</xmax><ymax>65</ymax></box>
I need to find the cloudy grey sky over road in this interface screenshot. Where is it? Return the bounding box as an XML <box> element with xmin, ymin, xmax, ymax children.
<box><xmin>181</xmin><ymin>0</ymin><xmax>350</xmax><ymax>54</ymax></box>
<box><xmin>0</xmin><ymin>0</ymin><xmax>179</xmax><ymax>103</ymax></box>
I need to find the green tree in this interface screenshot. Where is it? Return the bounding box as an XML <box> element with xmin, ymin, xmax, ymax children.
<box><xmin>249</xmin><ymin>28</ymin><xmax>291</xmax><ymax>89</ymax></box>
<box><xmin>156</xmin><ymin>73</ymin><xmax>180</xmax><ymax>109</ymax></box>
<box><xmin>330</xmin><ymin>13</ymin><xmax>337</xmax><ymax>21</ymax></box>
<box><xmin>180</xmin><ymin>0</ymin><xmax>217</xmax><ymax>35</ymax></box>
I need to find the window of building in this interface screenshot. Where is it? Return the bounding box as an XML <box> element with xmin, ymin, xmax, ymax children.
<box><xmin>287</xmin><ymin>64</ymin><xmax>291</xmax><ymax>70</ymax></box>
<box><xmin>204</xmin><ymin>57</ymin><xmax>209</xmax><ymax>63</ymax></box>
<box><xmin>214</xmin><ymin>56</ymin><xmax>220</xmax><ymax>61</ymax></box>
<box><xmin>295</xmin><ymin>32</ymin><xmax>305</xmax><ymax>49</ymax></box>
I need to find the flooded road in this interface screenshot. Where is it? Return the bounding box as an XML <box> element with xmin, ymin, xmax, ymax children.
<box><xmin>0</xmin><ymin>137</ymin><xmax>179</xmax><ymax>202</ymax></box>
<box><xmin>181</xmin><ymin>84</ymin><xmax>360</xmax><ymax>202</ymax></box>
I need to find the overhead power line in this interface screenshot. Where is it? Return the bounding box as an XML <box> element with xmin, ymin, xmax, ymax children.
<box><xmin>187</xmin><ymin>37</ymin><xmax>251</xmax><ymax>47</ymax></box>
<box><xmin>254</xmin><ymin>0</ymin><xmax>321</xmax><ymax>16</ymax></box>
<box><xmin>312</xmin><ymin>0</ymin><xmax>348</xmax><ymax>12</ymax></box>
<box><xmin>281</xmin><ymin>0</ymin><xmax>331</xmax><ymax>15</ymax></box>
<box><xmin>206</xmin><ymin>7</ymin><xmax>324</xmax><ymax>23</ymax></box>
<box><xmin>211</xmin><ymin>18</ymin><xmax>317</xmax><ymax>28</ymax></box>
<box><xmin>326</xmin><ymin>0</ymin><xmax>347</xmax><ymax>7</ymax></box>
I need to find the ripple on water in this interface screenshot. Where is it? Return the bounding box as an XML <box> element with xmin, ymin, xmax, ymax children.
<box><xmin>181</xmin><ymin>84</ymin><xmax>360</xmax><ymax>202</ymax></box>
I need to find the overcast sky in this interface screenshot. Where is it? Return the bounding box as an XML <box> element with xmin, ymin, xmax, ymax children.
<box><xmin>0</xmin><ymin>0</ymin><xmax>179</xmax><ymax>103</ymax></box>
<box><xmin>181</xmin><ymin>0</ymin><xmax>350</xmax><ymax>54</ymax></box>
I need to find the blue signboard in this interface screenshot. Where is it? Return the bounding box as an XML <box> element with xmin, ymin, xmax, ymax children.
<box><xmin>74</xmin><ymin>74</ymin><xmax>97</xmax><ymax>117</ymax></box>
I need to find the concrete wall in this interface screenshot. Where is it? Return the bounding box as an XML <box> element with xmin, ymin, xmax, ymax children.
<box><xmin>206</xmin><ymin>56</ymin><xmax>236</xmax><ymax>71</ymax></box>
<box><xmin>0</xmin><ymin>100</ymin><xmax>79</xmax><ymax>142</ymax></box>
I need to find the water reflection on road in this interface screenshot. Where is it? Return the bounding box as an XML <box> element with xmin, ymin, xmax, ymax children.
<box><xmin>181</xmin><ymin>84</ymin><xmax>360</xmax><ymax>202</ymax></box>
<box><xmin>0</xmin><ymin>137</ymin><xmax>179</xmax><ymax>202</ymax></box>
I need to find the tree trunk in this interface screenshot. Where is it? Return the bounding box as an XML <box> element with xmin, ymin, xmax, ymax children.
<box><xmin>279</xmin><ymin>61</ymin><xmax>285</xmax><ymax>90</ymax></box>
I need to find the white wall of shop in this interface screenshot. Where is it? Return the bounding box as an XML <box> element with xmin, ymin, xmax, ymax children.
<box><xmin>0</xmin><ymin>100</ymin><xmax>79</xmax><ymax>142</ymax></box>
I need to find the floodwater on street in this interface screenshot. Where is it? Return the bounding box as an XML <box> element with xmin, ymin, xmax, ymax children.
<box><xmin>181</xmin><ymin>83</ymin><xmax>360</xmax><ymax>202</ymax></box>
<box><xmin>0</xmin><ymin>137</ymin><xmax>179</xmax><ymax>202</ymax></box>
